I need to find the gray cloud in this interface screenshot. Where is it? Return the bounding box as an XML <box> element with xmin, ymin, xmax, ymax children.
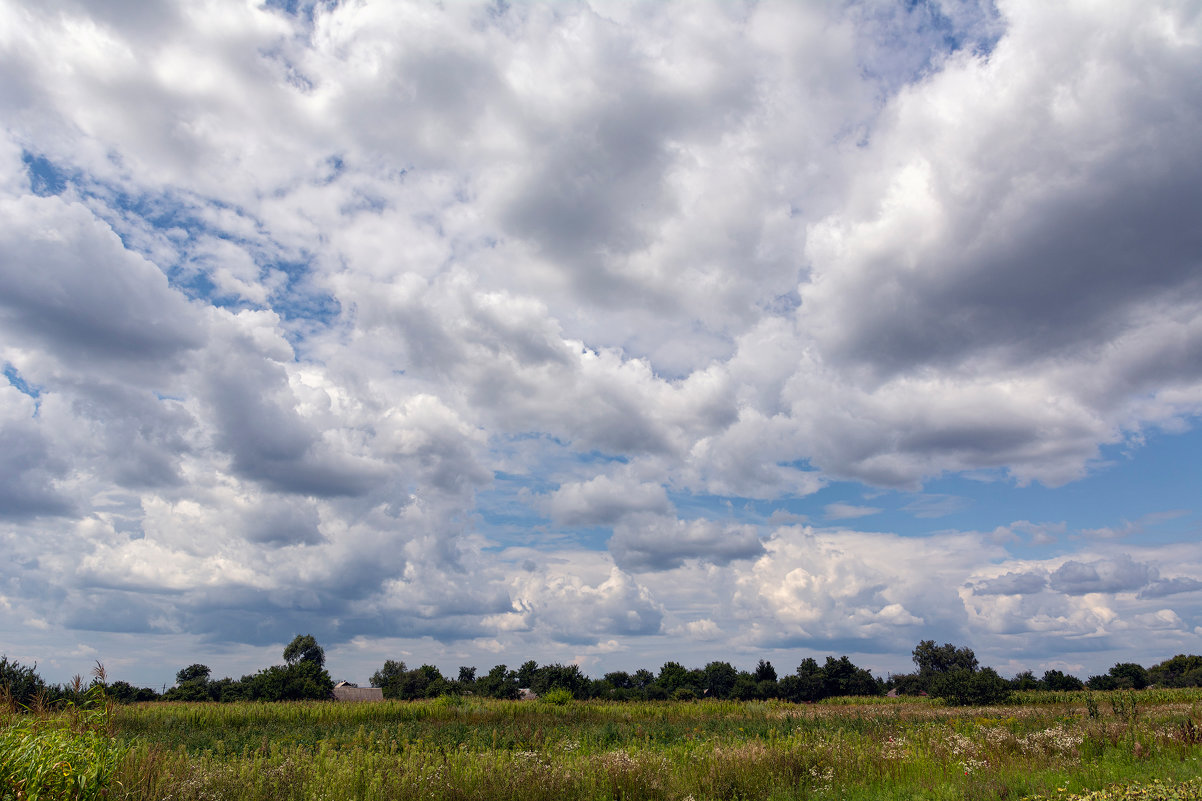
<box><xmin>971</xmin><ymin>570</ymin><xmax>1048</xmax><ymax>596</ymax></box>
<box><xmin>548</xmin><ymin>474</ymin><xmax>671</xmax><ymax>527</ymax></box>
<box><xmin>610</xmin><ymin>515</ymin><xmax>765</xmax><ymax>573</ymax></box>
<box><xmin>1048</xmin><ymin>555</ymin><xmax>1158</xmax><ymax>596</ymax></box>
<box><xmin>1138</xmin><ymin>577</ymin><xmax>1202</xmax><ymax>599</ymax></box>
<box><xmin>0</xmin><ymin>198</ymin><xmax>205</xmax><ymax>369</ymax></box>
<box><xmin>0</xmin><ymin>420</ymin><xmax>74</xmax><ymax>518</ymax></box>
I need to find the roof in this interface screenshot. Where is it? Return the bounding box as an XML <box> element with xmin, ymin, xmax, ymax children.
<box><xmin>332</xmin><ymin>686</ymin><xmax>384</xmax><ymax>702</ymax></box>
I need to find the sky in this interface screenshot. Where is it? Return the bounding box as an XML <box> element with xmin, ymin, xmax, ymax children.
<box><xmin>1</xmin><ymin>0</ymin><xmax>1201</xmax><ymax>690</ymax></box>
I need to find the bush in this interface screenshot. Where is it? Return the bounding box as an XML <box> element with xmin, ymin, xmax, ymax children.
<box><xmin>0</xmin><ymin>656</ymin><xmax>46</xmax><ymax>710</ymax></box>
<box><xmin>541</xmin><ymin>688</ymin><xmax>573</xmax><ymax>706</ymax></box>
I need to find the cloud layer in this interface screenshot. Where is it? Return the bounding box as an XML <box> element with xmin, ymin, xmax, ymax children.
<box><xmin>2</xmin><ymin>0</ymin><xmax>1201</xmax><ymax>684</ymax></box>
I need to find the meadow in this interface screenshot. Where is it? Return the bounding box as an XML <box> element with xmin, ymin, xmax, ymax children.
<box><xmin>6</xmin><ymin>689</ymin><xmax>1202</xmax><ymax>800</ymax></box>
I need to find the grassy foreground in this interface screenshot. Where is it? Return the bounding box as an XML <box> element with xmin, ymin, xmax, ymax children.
<box><xmin>7</xmin><ymin>690</ymin><xmax>1202</xmax><ymax>800</ymax></box>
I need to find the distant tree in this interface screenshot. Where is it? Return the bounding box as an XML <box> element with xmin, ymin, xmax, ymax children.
<box><xmin>1041</xmin><ymin>669</ymin><xmax>1084</xmax><ymax>691</ymax></box>
<box><xmin>730</xmin><ymin>672</ymin><xmax>762</xmax><ymax>700</ymax></box>
<box><xmin>476</xmin><ymin>664</ymin><xmax>519</xmax><ymax>700</ymax></box>
<box><xmin>702</xmin><ymin>661</ymin><xmax>739</xmax><ymax>699</ymax></box>
<box><xmin>754</xmin><ymin>660</ymin><xmax>777</xmax><ymax>683</ymax></box>
<box><xmin>1148</xmin><ymin>655</ymin><xmax>1202</xmax><ymax>687</ymax></box>
<box><xmin>604</xmin><ymin>671</ymin><xmax>633</xmax><ymax>690</ymax></box>
<box><xmin>176</xmin><ymin>664</ymin><xmax>212</xmax><ymax>684</ymax></box>
<box><xmin>370</xmin><ymin>659</ymin><xmax>408</xmax><ymax>698</ymax></box>
<box><xmin>106</xmin><ymin>680</ymin><xmax>160</xmax><ymax>704</ymax></box>
<box><xmin>531</xmin><ymin>663</ymin><xmax>589</xmax><ymax>699</ymax></box>
<box><xmin>1086</xmin><ymin>673</ymin><xmax>1120</xmax><ymax>691</ymax></box>
<box><xmin>931</xmin><ymin>667</ymin><xmax>1010</xmax><ymax>706</ymax></box>
<box><xmin>1107</xmin><ymin>662</ymin><xmax>1149</xmax><ymax>690</ymax></box>
<box><xmin>632</xmin><ymin>669</ymin><xmax>656</xmax><ymax>690</ymax></box>
<box><xmin>0</xmin><ymin>656</ymin><xmax>46</xmax><ymax>709</ymax></box>
<box><xmin>886</xmin><ymin>673</ymin><xmax>926</xmax><ymax>696</ymax></box>
<box><xmin>1011</xmin><ymin>670</ymin><xmax>1040</xmax><ymax>691</ymax></box>
<box><xmin>457</xmin><ymin>666</ymin><xmax>477</xmax><ymax>686</ymax></box>
<box><xmin>778</xmin><ymin>659</ymin><xmax>825</xmax><ymax>703</ymax></box>
<box><xmin>283</xmin><ymin>634</ymin><xmax>325</xmax><ymax>668</ymax></box>
<box><xmin>821</xmin><ymin>656</ymin><xmax>880</xmax><ymax>698</ymax></box>
<box><xmin>656</xmin><ymin>662</ymin><xmax>691</xmax><ymax>694</ymax></box>
<box><xmin>912</xmin><ymin>641</ymin><xmax>978</xmax><ymax>677</ymax></box>
<box><xmin>517</xmin><ymin>660</ymin><xmax>539</xmax><ymax>688</ymax></box>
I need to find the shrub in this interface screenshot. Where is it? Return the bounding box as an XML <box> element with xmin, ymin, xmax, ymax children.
<box><xmin>540</xmin><ymin>688</ymin><xmax>573</xmax><ymax>706</ymax></box>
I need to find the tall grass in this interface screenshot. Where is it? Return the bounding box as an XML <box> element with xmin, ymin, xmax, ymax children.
<box><xmin>1</xmin><ymin>665</ymin><xmax>130</xmax><ymax>801</ymax></box>
<box><xmin>98</xmin><ymin>689</ymin><xmax>1202</xmax><ymax>800</ymax></box>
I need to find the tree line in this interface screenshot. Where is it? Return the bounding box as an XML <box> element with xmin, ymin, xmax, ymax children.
<box><xmin>6</xmin><ymin>639</ymin><xmax>1202</xmax><ymax>709</ymax></box>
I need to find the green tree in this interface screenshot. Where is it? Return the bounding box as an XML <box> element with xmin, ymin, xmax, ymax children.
<box><xmin>912</xmin><ymin>640</ymin><xmax>978</xmax><ymax>676</ymax></box>
<box><xmin>822</xmin><ymin>655</ymin><xmax>880</xmax><ymax>697</ymax></box>
<box><xmin>753</xmin><ymin>660</ymin><xmax>777</xmax><ymax>683</ymax></box>
<box><xmin>730</xmin><ymin>672</ymin><xmax>762</xmax><ymax>700</ymax></box>
<box><xmin>0</xmin><ymin>656</ymin><xmax>46</xmax><ymax>709</ymax></box>
<box><xmin>1148</xmin><ymin>654</ymin><xmax>1202</xmax><ymax>687</ymax></box>
<box><xmin>370</xmin><ymin>660</ymin><xmax>407</xmax><ymax>699</ymax></box>
<box><xmin>1107</xmin><ymin>662</ymin><xmax>1149</xmax><ymax>690</ymax></box>
<box><xmin>516</xmin><ymin>660</ymin><xmax>539</xmax><ymax>688</ymax></box>
<box><xmin>176</xmin><ymin>664</ymin><xmax>212</xmax><ymax>684</ymax></box>
<box><xmin>531</xmin><ymin>663</ymin><xmax>588</xmax><ymax>699</ymax></box>
<box><xmin>283</xmin><ymin>634</ymin><xmax>325</xmax><ymax>668</ymax></box>
<box><xmin>656</xmin><ymin>661</ymin><xmax>691</xmax><ymax>694</ymax></box>
<box><xmin>476</xmin><ymin>664</ymin><xmax>519</xmax><ymax>699</ymax></box>
<box><xmin>1041</xmin><ymin>669</ymin><xmax>1084</xmax><ymax>691</ymax></box>
<box><xmin>1011</xmin><ymin>670</ymin><xmax>1040</xmax><ymax>691</ymax></box>
<box><xmin>778</xmin><ymin>659</ymin><xmax>825</xmax><ymax>703</ymax></box>
<box><xmin>931</xmin><ymin>667</ymin><xmax>1010</xmax><ymax>706</ymax></box>
<box><xmin>702</xmin><ymin>661</ymin><xmax>738</xmax><ymax>699</ymax></box>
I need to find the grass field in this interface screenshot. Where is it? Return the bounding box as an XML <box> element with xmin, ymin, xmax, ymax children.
<box><xmin>7</xmin><ymin>689</ymin><xmax>1202</xmax><ymax>800</ymax></box>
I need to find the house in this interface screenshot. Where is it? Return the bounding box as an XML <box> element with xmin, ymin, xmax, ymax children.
<box><xmin>517</xmin><ymin>687</ymin><xmax>538</xmax><ymax>700</ymax></box>
<box><xmin>332</xmin><ymin>681</ymin><xmax>384</xmax><ymax>702</ymax></box>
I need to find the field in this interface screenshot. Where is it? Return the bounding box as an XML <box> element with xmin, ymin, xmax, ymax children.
<box><xmin>7</xmin><ymin>690</ymin><xmax>1202</xmax><ymax>800</ymax></box>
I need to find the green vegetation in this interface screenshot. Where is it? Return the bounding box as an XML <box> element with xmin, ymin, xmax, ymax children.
<box><xmin>0</xmin><ymin>666</ymin><xmax>130</xmax><ymax>801</ymax></box>
<box><xmin>9</xmin><ymin>643</ymin><xmax>1202</xmax><ymax>799</ymax></box>
<box><xmin>7</xmin><ymin>678</ymin><xmax>1202</xmax><ymax>799</ymax></box>
<box><xmin>97</xmin><ymin>688</ymin><xmax>1202</xmax><ymax>800</ymax></box>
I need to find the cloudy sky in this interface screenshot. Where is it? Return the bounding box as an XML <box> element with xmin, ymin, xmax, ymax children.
<box><xmin>2</xmin><ymin>0</ymin><xmax>1201</xmax><ymax>689</ymax></box>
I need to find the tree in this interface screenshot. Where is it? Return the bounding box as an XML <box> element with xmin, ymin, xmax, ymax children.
<box><xmin>821</xmin><ymin>656</ymin><xmax>880</xmax><ymax>698</ymax></box>
<box><xmin>531</xmin><ymin>663</ymin><xmax>588</xmax><ymax>699</ymax></box>
<box><xmin>176</xmin><ymin>664</ymin><xmax>212</xmax><ymax>684</ymax></box>
<box><xmin>604</xmin><ymin>671</ymin><xmax>633</xmax><ymax>690</ymax></box>
<box><xmin>730</xmin><ymin>672</ymin><xmax>762</xmax><ymax>700</ymax></box>
<box><xmin>517</xmin><ymin>660</ymin><xmax>539</xmax><ymax>688</ymax></box>
<box><xmin>1107</xmin><ymin>662</ymin><xmax>1149</xmax><ymax>690</ymax></box>
<box><xmin>283</xmin><ymin>634</ymin><xmax>325</xmax><ymax>668</ymax></box>
<box><xmin>754</xmin><ymin>660</ymin><xmax>777</xmax><ymax>683</ymax></box>
<box><xmin>0</xmin><ymin>656</ymin><xmax>46</xmax><ymax>709</ymax></box>
<box><xmin>476</xmin><ymin>664</ymin><xmax>519</xmax><ymax>699</ymax></box>
<box><xmin>1148</xmin><ymin>654</ymin><xmax>1202</xmax><ymax>687</ymax></box>
<box><xmin>1041</xmin><ymin>669</ymin><xmax>1084</xmax><ymax>691</ymax></box>
<box><xmin>702</xmin><ymin>661</ymin><xmax>738</xmax><ymax>699</ymax></box>
<box><xmin>778</xmin><ymin>659</ymin><xmax>825</xmax><ymax>703</ymax></box>
<box><xmin>656</xmin><ymin>662</ymin><xmax>691</xmax><ymax>694</ymax></box>
<box><xmin>912</xmin><ymin>641</ymin><xmax>978</xmax><ymax>676</ymax></box>
<box><xmin>931</xmin><ymin>667</ymin><xmax>1010</xmax><ymax>706</ymax></box>
<box><xmin>106</xmin><ymin>680</ymin><xmax>160</xmax><ymax>704</ymax></box>
<box><xmin>1011</xmin><ymin>670</ymin><xmax>1040</xmax><ymax>691</ymax></box>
